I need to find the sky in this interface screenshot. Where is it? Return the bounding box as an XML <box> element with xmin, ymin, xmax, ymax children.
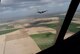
<box><xmin>0</xmin><ymin>0</ymin><xmax>76</xmax><ymax>19</ymax></box>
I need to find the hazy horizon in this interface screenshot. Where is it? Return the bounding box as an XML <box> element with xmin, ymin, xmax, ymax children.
<box><xmin>0</xmin><ymin>0</ymin><xmax>71</xmax><ymax>18</ymax></box>
<box><xmin>0</xmin><ymin>0</ymin><xmax>80</xmax><ymax>23</ymax></box>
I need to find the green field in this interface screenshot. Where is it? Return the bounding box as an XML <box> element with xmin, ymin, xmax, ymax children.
<box><xmin>30</xmin><ymin>33</ymin><xmax>56</xmax><ymax>50</ymax></box>
<box><xmin>0</xmin><ymin>29</ymin><xmax>19</xmax><ymax>35</ymax></box>
<box><xmin>31</xmin><ymin>20</ymin><xmax>80</xmax><ymax>50</ymax></box>
<box><xmin>59</xmin><ymin>19</ymin><xmax>80</xmax><ymax>32</ymax></box>
<box><xmin>39</xmin><ymin>21</ymin><xmax>80</xmax><ymax>32</ymax></box>
<box><xmin>68</xmin><ymin>23</ymin><xmax>80</xmax><ymax>33</ymax></box>
<box><xmin>43</xmin><ymin>20</ymin><xmax>80</xmax><ymax>33</ymax></box>
<box><xmin>40</xmin><ymin>23</ymin><xmax>58</xmax><ymax>29</ymax></box>
<box><xmin>0</xmin><ymin>25</ymin><xmax>14</xmax><ymax>29</ymax></box>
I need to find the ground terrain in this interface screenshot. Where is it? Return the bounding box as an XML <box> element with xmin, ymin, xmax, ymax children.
<box><xmin>0</xmin><ymin>17</ymin><xmax>80</xmax><ymax>54</ymax></box>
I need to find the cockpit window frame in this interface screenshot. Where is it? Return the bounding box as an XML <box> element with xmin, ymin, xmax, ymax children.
<box><xmin>37</xmin><ymin>0</ymin><xmax>80</xmax><ymax>53</ymax></box>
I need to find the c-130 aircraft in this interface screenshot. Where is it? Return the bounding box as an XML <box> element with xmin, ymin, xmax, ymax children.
<box><xmin>37</xmin><ymin>10</ymin><xmax>48</xmax><ymax>14</ymax></box>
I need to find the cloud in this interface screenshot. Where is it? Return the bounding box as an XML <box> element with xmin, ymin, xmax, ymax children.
<box><xmin>1</xmin><ymin>0</ymin><xmax>38</xmax><ymax>5</ymax></box>
<box><xmin>1</xmin><ymin>0</ymin><xmax>13</xmax><ymax>4</ymax></box>
<box><xmin>0</xmin><ymin>0</ymin><xmax>72</xmax><ymax>19</ymax></box>
<box><xmin>1</xmin><ymin>0</ymin><xmax>70</xmax><ymax>5</ymax></box>
<box><xmin>41</xmin><ymin>0</ymin><xmax>52</xmax><ymax>3</ymax></box>
<box><xmin>0</xmin><ymin>0</ymin><xmax>71</xmax><ymax>10</ymax></box>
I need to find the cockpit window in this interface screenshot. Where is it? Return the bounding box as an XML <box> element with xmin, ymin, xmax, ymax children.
<box><xmin>0</xmin><ymin>0</ymin><xmax>73</xmax><ymax>54</ymax></box>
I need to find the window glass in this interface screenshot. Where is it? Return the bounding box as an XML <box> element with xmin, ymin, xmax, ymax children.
<box><xmin>0</xmin><ymin>0</ymin><xmax>71</xmax><ymax>54</ymax></box>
